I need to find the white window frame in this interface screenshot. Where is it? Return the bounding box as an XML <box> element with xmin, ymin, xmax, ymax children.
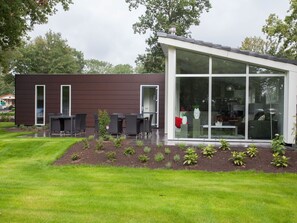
<box><xmin>60</xmin><ymin>85</ymin><xmax>71</xmax><ymax>116</ymax></box>
<box><xmin>35</xmin><ymin>85</ymin><xmax>46</xmax><ymax>126</ymax></box>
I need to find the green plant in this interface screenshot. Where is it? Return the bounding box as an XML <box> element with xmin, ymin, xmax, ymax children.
<box><xmin>178</xmin><ymin>143</ymin><xmax>187</xmax><ymax>150</ymax></box>
<box><xmin>154</xmin><ymin>152</ymin><xmax>164</xmax><ymax>162</ymax></box>
<box><xmin>183</xmin><ymin>148</ymin><xmax>198</xmax><ymax>165</ymax></box>
<box><xmin>246</xmin><ymin>144</ymin><xmax>258</xmax><ymax>158</ymax></box>
<box><xmin>271</xmin><ymin>153</ymin><xmax>289</xmax><ymax>167</ymax></box>
<box><xmin>165</xmin><ymin>162</ymin><xmax>172</xmax><ymax>169</ymax></box>
<box><xmin>98</xmin><ymin>109</ymin><xmax>110</xmax><ymax>138</ymax></box>
<box><xmin>71</xmin><ymin>153</ymin><xmax>80</xmax><ymax>161</ymax></box>
<box><xmin>164</xmin><ymin>147</ymin><xmax>171</xmax><ymax>154</ymax></box>
<box><xmin>143</xmin><ymin>146</ymin><xmax>151</xmax><ymax>153</ymax></box>
<box><xmin>113</xmin><ymin>137</ymin><xmax>124</xmax><ymax>149</ymax></box>
<box><xmin>82</xmin><ymin>139</ymin><xmax>90</xmax><ymax>150</ymax></box>
<box><xmin>271</xmin><ymin>134</ymin><xmax>285</xmax><ymax>155</ymax></box>
<box><xmin>156</xmin><ymin>142</ymin><xmax>163</xmax><ymax>148</ymax></box>
<box><xmin>230</xmin><ymin>151</ymin><xmax>246</xmax><ymax>166</ymax></box>
<box><xmin>219</xmin><ymin>139</ymin><xmax>230</xmax><ymax>151</ymax></box>
<box><xmin>197</xmin><ymin>144</ymin><xmax>206</xmax><ymax>150</ymax></box>
<box><xmin>123</xmin><ymin>147</ymin><xmax>135</xmax><ymax>156</ymax></box>
<box><xmin>88</xmin><ymin>135</ymin><xmax>95</xmax><ymax>141</ymax></box>
<box><xmin>201</xmin><ymin>144</ymin><xmax>217</xmax><ymax>158</ymax></box>
<box><xmin>106</xmin><ymin>151</ymin><xmax>116</xmax><ymax>162</ymax></box>
<box><xmin>136</xmin><ymin>140</ymin><xmax>144</xmax><ymax>147</ymax></box>
<box><xmin>95</xmin><ymin>138</ymin><xmax>104</xmax><ymax>151</ymax></box>
<box><xmin>138</xmin><ymin>154</ymin><xmax>149</xmax><ymax>163</ymax></box>
<box><xmin>173</xmin><ymin>154</ymin><xmax>181</xmax><ymax>162</ymax></box>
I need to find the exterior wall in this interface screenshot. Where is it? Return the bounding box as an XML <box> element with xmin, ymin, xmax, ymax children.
<box><xmin>15</xmin><ymin>74</ymin><xmax>165</xmax><ymax>128</ymax></box>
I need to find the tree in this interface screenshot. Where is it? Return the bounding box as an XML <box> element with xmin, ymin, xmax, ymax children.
<box><xmin>125</xmin><ymin>0</ymin><xmax>211</xmax><ymax>73</ymax></box>
<box><xmin>112</xmin><ymin>64</ymin><xmax>134</xmax><ymax>74</ymax></box>
<box><xmin>0</xmin><ymin>0</ymin><xmax>73</xmax><ymax>51</ymax></box>
<box><xmin>262</xmin><ymin>0</ymin><xmax>297</xmax><ymax>60</ymax></box>
<box><xmin>14</xmin><ymin>31</ymin><xmax>85</xmax><ymax>74</ymax></box>
<box><xmin>83</xmin><ymin>59</ymin><xmax>134</xmax><ymax>74</ymax></box>
<box><xmin>240</xmin><ymin>36</ymin><xmax>278</xmax><ymax>56</ymax></box>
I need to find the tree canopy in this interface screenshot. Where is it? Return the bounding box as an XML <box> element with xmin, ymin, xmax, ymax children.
<box><xmin>14</xmin><ymin>31</ymin><xmax>85</xmax><ymax>74</ymax></box>
<box><xmin>0</xmin><ymin>0</ymin><xmax>72</xmax><ymax>50</ymax></box>
<box><xmin>125</xmin><ymin>0</ymin><xmax>211</xmax><ymax>73</ymax></box>
<box><xmin>83</xmin><ymin>59</ymin><xmax>134</xmax><ymax>74</ymax></box>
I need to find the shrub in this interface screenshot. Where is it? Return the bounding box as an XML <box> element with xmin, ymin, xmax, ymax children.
<box><xmin>154</xmin><ymin>152</ymin><xmax>165</xmax><ymax>162</ymax></box>
<box><xmin>98</xmin><ymin>109</ymin><xmax>110</xmax><ymax>138</ymax></box>
<box><xmin>113</xmin><ymin>137</ymin><xmax>125</xmax><ymax>149</ymax></box>
<box><xmin>178</xmin><ymin>143</ymin><xmax>187</xmax><ymax>150</ymax></box>
<box><xmin>183</xmin><ymin>148</ymin><xmax>198</xmax><ymax>165</ymax></box>
<box><xmin>88</xmin><ymin>135</ymin><xmax>95</xmax><ymax>141</ymax></box>
<box><xmin>123</xmin><ymin>147</ymin><xmax>135</xmax><ymax>156</ymax></box>
<box><xmin>136</xmin><ymin>140</ymin><xmax>144</xmax><ymax>147</ymax></box>
<box><xmin>230</xmin><ymin>151</ymin><xmax>246</xmax><ymax>166</ymax></box>
<box><xmin>271</xmin><ymin>134</ymin><xmax>285</xmax><ymax>155</ymax></box>
<box><xmin>138</xmin><ymin>154</ymin><xmax>149</xmax><ymax>163</ymax></box>
<box><xmin>143</xmin><ymin>146</ymin><xmax>151</xmax><ymax>153</ymax></box>
<box><xmin>271</xmin><ymin>153</ymin><xmax>289</xmax><ymax>167</ymax></box>
<box><xmin>173</xmin><ymin>154</ymin><xmax>181</xmax><ymax>162</ymax></box>
<box><xmin>95</xmin><ymin>138</ymin><xmax>104</xmax><ymax>151</ymax></box>
<box><xmin>106</xmin><ymin>151</ymin><xmax>116</xmax><ymax>162</ymax></box>
<box><xmin>219</xmin><ymin>139</ymin><xmax>230</xmax><ymax>151</ymax></box>
<box><xmin>246</xmin><ymin>144</ymin><xmax>258</xmax><ymax>158</ymax></box>
<box><xmin>165</xmin><ymin>162</ymin><xmax>172</xmax><ymax>169</ymax></box>
<box><xmin>156</xmin><ymin>142</ymin><xmax>163</xmax><ymax>149</ymax></box>
<box><xmin>164</xmin><ymin>147</ymin><xmax>171</xmax><ymax>154</ymax></box>
<box><xmin>82</xmin><ymin>139</ymin><xmax>90</xmax><ymax>150</ymax></box>
<box><xmin>71</xmin><ymin>153</ymin><xmax>80</xmax><ymax>161</ymax></box>
<box><xmin>201</xmin><ymin>144</ymin><xmax>217</xmax><ymax>158</ymax></box>
<box><xmin>197</xmin><ymin>144</ymin><xmax>206</xmax><ymax>150</ymax></box>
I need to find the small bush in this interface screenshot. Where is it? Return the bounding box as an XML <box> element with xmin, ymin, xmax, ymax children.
<box><xmin>143</xmin><ymin>146</ymin><xmax>151</xmax><ymax>153</ymax></box>
<box><xmin>88</xmin><ymin>135</ymin><xmax>95</xmax><ymax>141</ymax></box>
<box><xmin>71</xmin><ymin>153</ymin><xmax>80</xmax><ymax>161</ymax></box>
<box><xmin>164</xmin><ymin>147</ymin><xmax>171</xmax><ymax>154</ymax></box>
<box><xmin>173</xmin><ymin>154</ymin><xmax>181</xmax><ymax>162</ymax></box>
<box><xmin>201</xmin><ymin>144</ymin><xmax>217</xmax><ymax>158</ymax></box>
<box><xmin>271</xmin><ymin>153</ymin><xmax>289</xmax><ymax>167</ymax></box>
<box><xmin>95</xmin><ymin>138</ymin><xmax>104</xmax><ymax>151</ymax></box>
<box><xmin>271</xmin><ymin>134</ymin><xmax>285</xmax><ymax>155</ymax></box>
<box><xmin>165</xmin><ymin>162</ymin><xmax>172</xmax><ymax>169</ymax></box>
<box><xmin>246</xmin><ymin>144</ymin><xmax>258</xmax><ymax>158</ymax></box>
<box><xmin>124</xmin><ymin>147</ymin><xmax>135</xmax><ymax>156</ymax></box>
<box><xmin>178</xmin><ymin>143</ymin><xmax>187</xmax><ymax>150</ymax></box>
<box><xmin>113</xmin><ymin>137</ymin><xmax>124</xmax><ymax>149</ymax></box>
<box><xmin>98</xmin><ymin>110</ymin><xmax>110</xmax><ymax>138</ymax></box>
<box><xmin>197</xmin><ymin>144</ymin><xmax>206</xmax><ymax>150</ymax></box>
<box><xmin>136</xmin><ymin>140</ymin><xmax>144</xmax><ymax>147</ymax></box>
<box><xmin>230</xmin><ymin>151</ymin><xmax>246</xmax><ymax>166</ymax></box>
<box><xmin>138</xmin><ymin>154</ymin><xmax>149</xmax><ymax>163</ymax></box>
<box><xmin>156</xmin><ymin>142</ymin><xmax>163</xmax><ymax>149</ymax></box>
<box><xmin>183</xmin><ymin>148</ymin><xmax>198</xmax><ymax>165</ymax></box>
<box><xmin>82</xmin><ymin>139</ymin><xmax>90</xmax><ymax>150</ymax></box>
<box><xmin>106</xmin><ymin>151</ymin><xmax>116</xmax><ymax>162</ymax></box>
<box><xmin>154</xmin><ymin>152</ymin><xmax>165</xmax><ymax>162</ymax></box>
<box><xmin>219</xmin><ymin>139</ymin><xmax>230</xmax><ymax>151</ymax></box>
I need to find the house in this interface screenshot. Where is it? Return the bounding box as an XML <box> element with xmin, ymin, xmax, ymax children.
<box><xmin>157</xmin><ymin>32</ymin><xmax>297</xmax><ymax>144</ymax></box>
<box><xmin>15</xmin><ymin>33</ymin><xmax>297</xmax><ymax>144</ymax></box>
<box><xmin>0</xmin><ymin>93</ymin><xmax>15</xmax><ymax>108</ymax></box>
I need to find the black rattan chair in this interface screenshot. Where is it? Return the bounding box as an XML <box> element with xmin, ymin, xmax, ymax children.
<box><xmin>125</xmin><ymin>114</ymin><xmax>140</xmax><ymax>137</ymax></box>
<box><xmin>108</xmin><ymin>114</ymin><xmax>123</xmax><ymax>136</ymax></box>
<box><xmin>144</xmin><ymin>113</ymin><xmax>154</xmax><ymax>135</ymax></box>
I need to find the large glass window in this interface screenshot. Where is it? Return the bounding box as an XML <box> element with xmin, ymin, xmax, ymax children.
<box><xmin>61</xmin><ymin>85</ymin><xmax>71</xmax><ymax>116</ymax></box>
<box><xmin>35</xmin><ymin>85</ymin><xmax>45</xmax><ymax>125</ymax></box>
<box><xmin>212</xmin><ymin>57</ymin><xmax>246</xmax><ymax>74</ymax></box>
<box><xmin>175</xmin><ymin>77</ymin><xmax>209</xmax><ymax>138</ymax></box>
<box><xmin>176</xmin><ymin>49</ymin><xmax>209</xmax><ymax>74</ymax></box>
<box><xmin>248</xmin><ymin>77</ymin><xmax>284</xmax><ymax>139</ymax></box>
<box><xmin>249</xmin><ymin>65</ymin><xmax>286</xmax><ymax>74</ymax></box>
<box><xmin>211</xmin><ymin>77</ymin><xmax>246</xmax><ymax>139</ymax></box>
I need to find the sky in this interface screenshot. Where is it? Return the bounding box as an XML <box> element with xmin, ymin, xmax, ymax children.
<box><xmin>29</xmin><ymin>0</ymin><xmax>291</xmax><ymax>66</ymax></box>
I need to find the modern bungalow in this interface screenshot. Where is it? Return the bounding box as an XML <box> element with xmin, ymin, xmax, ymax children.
<box><xmin>15</xmin><ymin>32</ymin><xmax>297</xmax><ymax>144</ymax></box>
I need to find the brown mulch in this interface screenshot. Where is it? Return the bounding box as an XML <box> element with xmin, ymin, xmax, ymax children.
<box><xmin>54</xmin><ymin>139</ymin><xmax>297</xmax><ymax>173</ymax></box>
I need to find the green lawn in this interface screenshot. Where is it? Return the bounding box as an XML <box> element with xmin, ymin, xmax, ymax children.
<box><xmin>0</xmin><ymin>122</ymin><xmax>297</xmax><ymax>223</ymax></box>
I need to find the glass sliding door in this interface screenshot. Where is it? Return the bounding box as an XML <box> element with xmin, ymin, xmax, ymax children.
<box><xmin>248</xmin><ymin>77</ymin><xmax>284</xmax><ymax>139</ymax></box>
<box><xmin>211</xmin><ymin>77</ymin><xmax>246</xmax><ymax>139</ymax></box>
<box><xmin>175</xmin><ymin>77</ymin><xmax>209</xmax><ymax>138</ymax></box>
<box><xmin>61</xmin><ymin>85</ymin><xmax>71</xmax><ymax>116</ymax></box>
<box><xmin>35</xmin><ymin>85</ymin><xmax>45</xmax><ymax>125</ymax></box>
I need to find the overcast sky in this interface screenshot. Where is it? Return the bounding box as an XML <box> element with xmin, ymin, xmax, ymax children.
<box><xmin>29</xmin><ymin>0</ymin><xmax>290</xmax><ymax>66</ymax></box>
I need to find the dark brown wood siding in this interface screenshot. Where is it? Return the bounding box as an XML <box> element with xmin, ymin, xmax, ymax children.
<box><xmin>15</xmin><ymin>74</ymin><xmax>165</xmax><ymax>128</ymax></box>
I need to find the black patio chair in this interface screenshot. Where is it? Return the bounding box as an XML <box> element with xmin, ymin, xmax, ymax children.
<box><xmin>94</xmin><ymin>113</ymin><xmax>99</xmax><ymax>134</ymax></box>
<box><xmin>108</xmin><ymin>114</ymin><xmax>123</xmax><ymax>136</ymax></box>
<box><xmin>144</xmin><ymin>113</ymin><xmax>154</xmax><ymax>135</ymax></box>
<box><xmin>74</xmin><ymin>113</ymin><xmax>87</xmax><ymax>135</ymax></box>
<box><xmin>125</xmin><ymin>114</ymin><xmax>140</xmax><ymax>137</ymax></box>
<box><xmin>50</xmin><ymin>116</ymin><xmax>61</xmax><ymax>136</ymax></box>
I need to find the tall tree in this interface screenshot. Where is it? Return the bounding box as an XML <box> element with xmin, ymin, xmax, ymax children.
<box><xmin>125</xmin><ymin>0</ymin><xmax>211</xmax><ymax>73</ymax></box>
<box><xmin>0</xmin><ymin>0</ymin><xmax>72</xmax><ymax>51</ymax></box>
<box><xmin>240</xmin><ymin>36</ymin><xmax>278</xmax><ymax>56</ymax></box>
<box><xmin>14</xmin><ymin>31</ymin><xmax>85</xmax><ymax>74</ymax></box>
<box><xmin>262</xmin><ymin>0</ymin><xmax>297</xmax><ymax>60</ymax></box>
<box><xmin>83</xmin><ymin>59</ymin><xmax>134</xmax><ymax>74</ymax></box>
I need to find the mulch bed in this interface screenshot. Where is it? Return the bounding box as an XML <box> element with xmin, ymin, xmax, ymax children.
<box><xmin>54</xmin><ymin>139</ymin><xmax>297</xmax><ymax>173</ymax></box>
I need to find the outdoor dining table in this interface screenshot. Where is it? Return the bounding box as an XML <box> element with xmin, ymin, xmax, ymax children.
<box><xmin>112</xmin><ymin>113</ymin><xmax>148</xmax><ymax>135</ymax></box>
<box><xmin>49</xmin><ymin>115</ymin><xmax>76</xmax><ymax>136</ymax></box>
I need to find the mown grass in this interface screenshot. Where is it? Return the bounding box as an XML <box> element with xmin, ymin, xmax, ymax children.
<box><xmin>0</xmin><ymin>122</ymin><xmax>297</xmax><ymax>222</ymax></box>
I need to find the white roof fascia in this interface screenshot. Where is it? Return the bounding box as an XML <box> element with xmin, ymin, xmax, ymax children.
<box><xmin>158</xmin><ymin>37</ymin><xmax>297</xmax><ymax>73</ymax></box>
